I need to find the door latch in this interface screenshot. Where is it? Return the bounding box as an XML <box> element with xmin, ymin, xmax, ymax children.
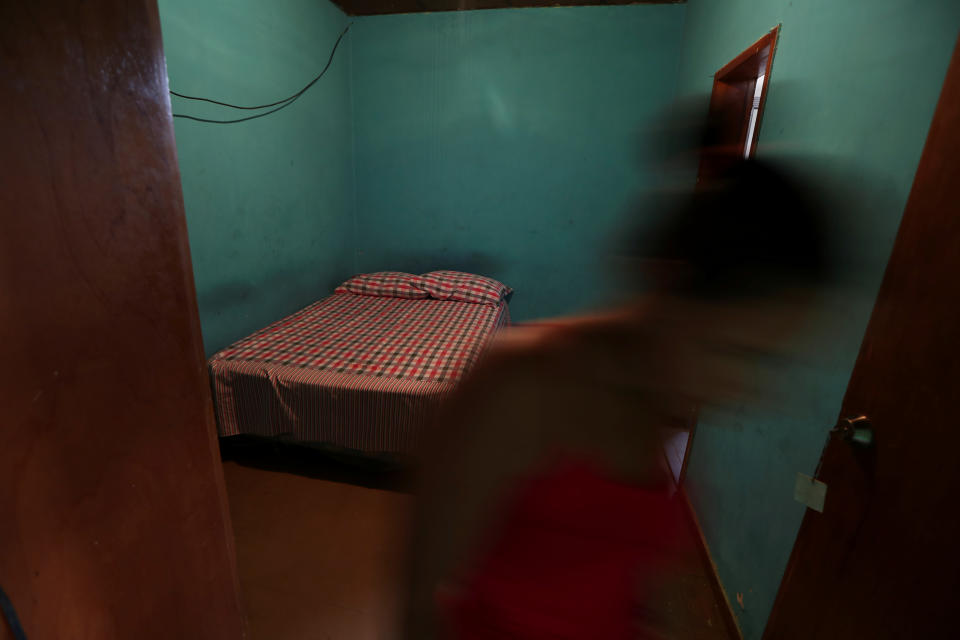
<box><xmin>832</xmin><ymin>415</ymin><xmax>875</xmax><ymax>448</ymax></box>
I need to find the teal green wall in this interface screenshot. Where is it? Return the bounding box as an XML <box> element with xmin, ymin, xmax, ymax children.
<box><xmin>350</xmin><ymin>6</ymin><xmax>688</xmax><ymax>321</ymax></box>
<box><xmin>675</xmin><ymin>2</ymin><xmax>959</xmax><ymax>637</ymax></box>
<box><xmin>159</xmin><ymin>0</ymin><xmax>355</xmax><ymax>355</ymax></box>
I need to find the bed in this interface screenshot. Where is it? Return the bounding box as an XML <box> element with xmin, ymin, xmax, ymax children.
<box><xmin>208</xmin><ymin>271</ymin><xmax>511</xmax><ymax>456</ymax></box>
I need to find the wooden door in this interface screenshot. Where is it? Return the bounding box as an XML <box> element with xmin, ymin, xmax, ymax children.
<box><xmin>763</xmin><ymin>37</ymin><xmax>960</xmax><ymax>639</ymax></box>
<box><xmin>0</xmin><ymin>1</ymin><xmax>246</xmax><ymax>638</ymax></box>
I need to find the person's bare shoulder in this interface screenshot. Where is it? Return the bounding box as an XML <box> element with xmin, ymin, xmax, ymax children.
<box><xmin>484</xmin><ymin>305</ymin><xmax>645</xmax><ymax>366</ymax></box>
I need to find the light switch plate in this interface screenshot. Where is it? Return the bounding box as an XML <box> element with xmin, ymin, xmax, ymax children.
<box><xmin>794</xmin><ymin>472</ymin><xmax>827</xmax><ymax>512</ymax></box>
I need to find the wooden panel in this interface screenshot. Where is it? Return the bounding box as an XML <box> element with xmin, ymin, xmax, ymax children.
<box><xmin>764</xmin><ymin>35</ymin><xmax>960</xmax><ymax>639</ymax></box>
<box><xmin>332</xmin><ymin>0</ymin><xmax>683</xmax><ymax>17</ymax></box>
<box><xmin>0</xmin><ymin>1</ymin><xmax>246</xmax><ymax>638</ymax></box>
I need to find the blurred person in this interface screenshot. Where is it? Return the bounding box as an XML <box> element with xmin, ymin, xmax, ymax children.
<box><xmin>402</xmin><ymin>111</ymin><xmax>832</xmax><ymax>640</ymax></box>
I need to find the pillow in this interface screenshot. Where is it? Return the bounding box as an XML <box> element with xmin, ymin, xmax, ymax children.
<box><xmin>419</xmin><ymin>270</ymin><xmax>512</xmax><ymax>305</ymax></box>
<box><xmin>335</xmin><ymin>272</ymin><xmax>428</xmax><ymax>299</ymax></box>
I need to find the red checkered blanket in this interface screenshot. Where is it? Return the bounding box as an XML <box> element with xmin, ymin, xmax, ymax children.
<box><xmin>209</xmin><ymin>292</ymin><xmax>509</xmax><ymax>454</ymax></box>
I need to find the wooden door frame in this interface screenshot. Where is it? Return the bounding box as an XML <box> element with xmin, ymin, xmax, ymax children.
<box><xmin>697</xmin><ymin>25</ymin><xmax>780</xmax><ymax>183</ymax></box>
<box><xmin>715</xmin><ymin>25</ymin><xmax>780</xmax><ymax>156</ymax></box>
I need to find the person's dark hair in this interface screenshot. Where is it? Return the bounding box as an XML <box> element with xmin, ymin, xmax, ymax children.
<box><xmin>644</xmin><ymin>157</ymin><xmax>831</xmax><ymax>300</ymax></box>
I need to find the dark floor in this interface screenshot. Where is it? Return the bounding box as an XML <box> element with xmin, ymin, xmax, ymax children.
<box><xmin>220</xmin><ymin>442</ymin><xmax>738</xmax><ymax>640</ymax></box>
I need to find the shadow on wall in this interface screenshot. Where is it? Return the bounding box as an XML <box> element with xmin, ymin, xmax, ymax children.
<box><xmin>196</xmin><ymin>265</ymin><xmax>351</xmax><ymax>355</ymax></box>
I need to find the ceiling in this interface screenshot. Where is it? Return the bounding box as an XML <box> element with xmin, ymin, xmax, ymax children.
<box><xmin>332</xmin><ymin>0</ymin><xmax>683</xmax><ymax>17</ymax></box>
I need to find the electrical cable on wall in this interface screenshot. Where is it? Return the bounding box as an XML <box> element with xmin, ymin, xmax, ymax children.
<box><xmin>170</xmin><ymin>23</ymin><xmax>351</xmax><ymax>124</ymax></box>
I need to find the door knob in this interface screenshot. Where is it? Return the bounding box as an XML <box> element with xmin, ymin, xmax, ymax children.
<box><xmin>833</xmin><ymin>415</ymin><xmax>875</xmax><ymax>447</ymax></box>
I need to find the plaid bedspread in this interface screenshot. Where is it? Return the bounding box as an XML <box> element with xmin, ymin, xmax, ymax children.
<box><xmin>208</xmin><ymin>293</ymin><xmax>509</xmax><ymax>454</ymax></box>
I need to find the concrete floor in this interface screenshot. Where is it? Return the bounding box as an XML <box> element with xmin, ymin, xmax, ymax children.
<box><xmin>220</xmin><ymin>442</ymin><xmax>737</xmax><ymax>640</ymax></box>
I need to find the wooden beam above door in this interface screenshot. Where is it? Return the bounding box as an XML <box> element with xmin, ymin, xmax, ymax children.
<box><xmin>332</xmin><ymin>0</ymin><xmax>683</xmax><ymax>17</ymax></box>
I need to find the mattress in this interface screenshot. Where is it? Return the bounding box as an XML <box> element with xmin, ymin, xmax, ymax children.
<box><xmin>208</xmin><ymin>292</ymin><xmax>509</xmax><ymax>454</ymax></box>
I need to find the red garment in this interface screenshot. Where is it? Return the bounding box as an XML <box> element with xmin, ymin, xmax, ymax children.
<box><xmin>439</xmin><ymin>457</ymin><xmax>688</xmax><ymax>639</ymax></box>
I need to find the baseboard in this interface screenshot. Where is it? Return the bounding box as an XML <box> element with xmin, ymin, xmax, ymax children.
<box><xmin>679</xmin><ymin>487</ymin><xmax>744</xmax><ymax>640</ymax></box>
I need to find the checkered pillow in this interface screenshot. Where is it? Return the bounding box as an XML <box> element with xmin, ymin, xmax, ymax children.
<box><xmin>335</xmin><ymin>272</ymin><xmax>429</xmax><ymax>299</ymax></box>
<box><xmin>419</xmin><ymin>270</ymin><xmax>512</xmax><ymax>305</ymax></box>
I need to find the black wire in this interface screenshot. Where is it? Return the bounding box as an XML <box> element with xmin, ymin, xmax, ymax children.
<box><xmin>173</xmin><ymin>100</ymin><xmax>296</xmax><ymax>125</ymax></box>
<box><xmin>170</xmin><ymin>90</ymin><xmax>295</xmax><ymax>110</ymax></box>
<box><xmin>171</xmin><ymin>23</ymin><xmax>350</xmax><ymax>124</ymax></box>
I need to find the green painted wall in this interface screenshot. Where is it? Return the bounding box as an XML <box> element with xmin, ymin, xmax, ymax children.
<box><xmin>159</xmin><ymin>0</ymin><xmax>355</xmax><ymax>355</ymax></box>
<box><xmin>350</xmin><ymin>6</ymin><xmax>688</xmax><ymax>321</ymax></box>
<box><xmin>675</xmin><ymin>2</ymin><xmax>959</xmax><ymax>637</ymax></box>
